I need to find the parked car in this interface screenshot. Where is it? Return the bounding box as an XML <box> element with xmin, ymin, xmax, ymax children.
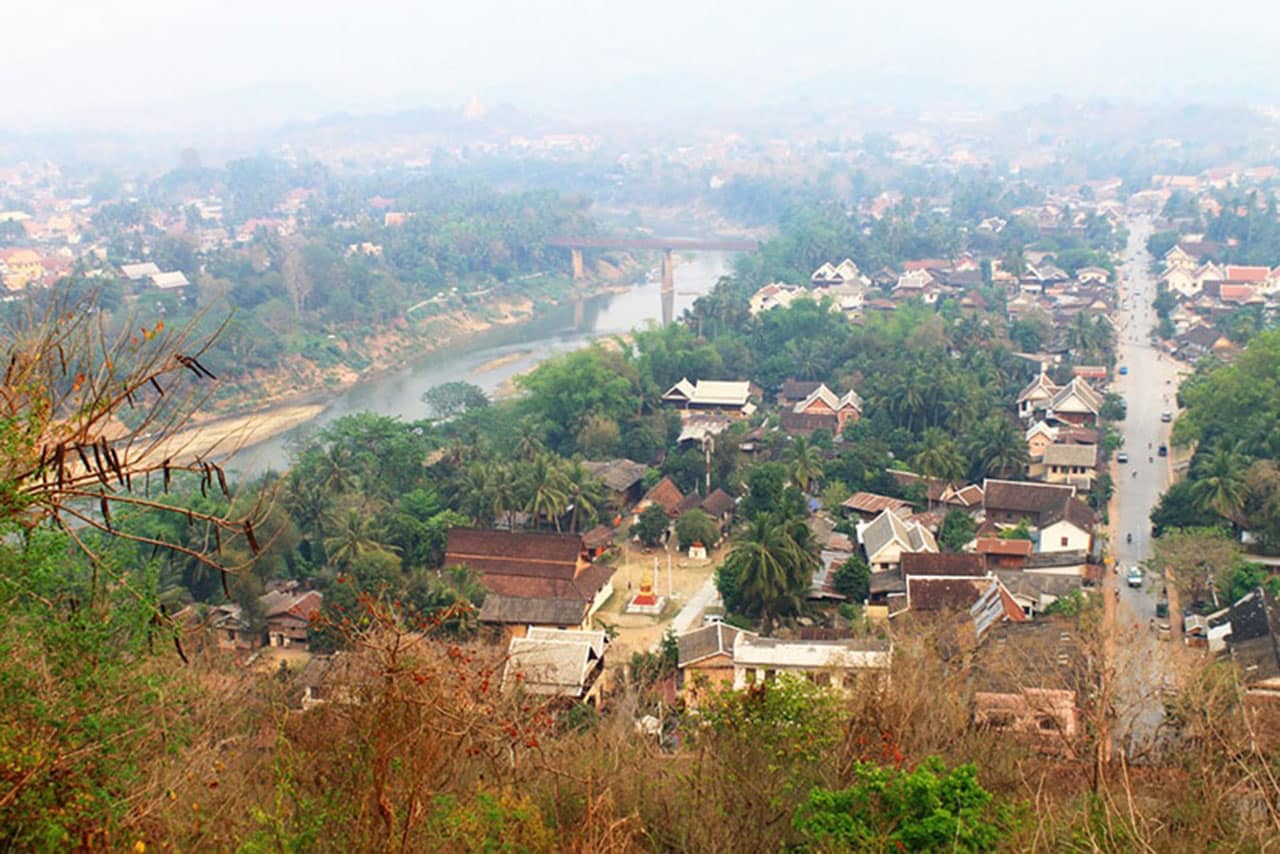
<box><xmin>1118</xmin><ymin>365</ymin><xmax>1128</xmax><ymax>375</ymax></box>
<box><xmin>1158</xmin><ymin>444</ymin><xmax>1168</xmax><ymax>457</ymax></box>
<box><xmin>1126</xmin><ymin>566</ymin><xmax>1144</xmax><ymax>588</ymax></box>
<box><xmin>1161</xmin><ymin>411</ymin><xmax>1172</xmax><ymax>422</ymax></box>
<box><xmin>1117</xmin><ymin>452</ymin><xmax>1129</xmax><ymax>463</ymax></box>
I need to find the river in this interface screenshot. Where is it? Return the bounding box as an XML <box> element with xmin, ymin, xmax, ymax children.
<box><xmin>233</xmin><ymin>251</ymin><xmax>734</xmax><ymax>472</ymax></box>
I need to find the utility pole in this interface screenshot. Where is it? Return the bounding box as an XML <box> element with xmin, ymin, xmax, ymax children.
<box><xmin>704</xmin><ymin>435</ymin><xmax>714</xmax><ymax>496</ymax></box>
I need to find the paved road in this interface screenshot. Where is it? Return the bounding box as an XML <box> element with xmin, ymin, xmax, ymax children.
<box><xmin>1107</xmin><ymin>217</ymin><xmax>1186</xmax><ymax>754</ymax></box>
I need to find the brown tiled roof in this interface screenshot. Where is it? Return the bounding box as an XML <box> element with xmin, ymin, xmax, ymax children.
<box><xmin>581</xmin><ymin>525</ymin><xmax>615</xmax><ymax>550</ymax></box>
<box><xmin>676</xmin><ymin>492</ymin><xmax>704</xmax><ymax>515</ymax></box>
<box><xmin>779</xmin><ymin>379</ymin><xmax>823</xmax><ymax>403</ymax></box>
<box><xmin>976</xmin><ymin>537</ymin><xmax>1034</xmax><ymax>557</ymax></box>
<box><xmin>982</xmin><ymin>479</ymin><xmax>1075</xmax><ymax>516</ymax></box>
<box><xmin>477</xmin><ymin>594</ymin><xmax>588</xmax><ymax>626</ymax></box>
<box><xmin>907</xmin><ymin>576</ymin><xmax>990</xmax><ymax>611</ymax></box>
<box><xmin>643</xmin><ymin>477</ymin><xmax>685</xmax><ymax>516</ymax></box>
<box><xmin>701</xmin><ymin>488</ymin><xmax>736</xmax><ymax>517</ymax></box>
<box><xmin>1041</xmin><ymin>497</ymin><xmax>1096</xmax><ymax>532</ymax></box>
<box><xmin>481</xmin><ymin>561</ymin><xmax>615</xmax><ymax>602</ymax></box>
<box><xmin>901</xmin><ymin>553</ymin><xmax>985</xmax><ymax>576</ymax></box>
<box><xmin>780</xmin><ymin>410</ymin><xmax>838</xmax><ymax>434</ymax></box>
<box><xmin>444</xmin><ymin>528</ymin><xmax>583</xmax><ymax>579</ymax></box>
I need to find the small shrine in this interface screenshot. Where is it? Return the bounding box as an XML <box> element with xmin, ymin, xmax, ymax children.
<box><xmin>625</xmin><ymin>565</ymin><xmax>665</xmax><ymax>615</ymax></box>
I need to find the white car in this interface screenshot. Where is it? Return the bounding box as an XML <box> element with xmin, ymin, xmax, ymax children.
<box><xmin>1126</xmin><ymin>566</ymin><xmax>1144</xmax><ymax>588</ymax></box>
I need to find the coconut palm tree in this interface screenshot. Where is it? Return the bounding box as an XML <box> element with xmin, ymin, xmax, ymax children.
<box><xmin>724</xmin><ymin>514</ymin><xmax>819</xmax><ymax>634</ymax></box>
<box><xmin>322</xmin><ymin>506</ymin><xmax>397</xmax><ymax>572</ymax></box>
<box><xmin>969</xmin><ymin>416</ymin><xmax>1030</xmax><ymax>481</ymax></box>
<box><xmin>489</xmin><ymin>462</ymin><xmax>519</xmax><ymax>530</ymax></box>
<box><xmin>455</xmin><ymin>462</ymin><xmax>496</xmax><ymax>526</ymax></box>
<box><xmin>563</xmin><ymin>461</ymin><xmax>605</xmax><ymax>533</ymax></box>
<box><xmin>1192</xmin><ymin>442</ymin><xmax>1250</xmax><ymax>525</ymax></box>
<box><xmin>514</xmin><ymin>421</ymin><xmax>546</xmax><ymax>462</ymax></box>
<box><xmin>786</xmin><ymin>435</ymin><xmax>825</xmax><ymax>495</ymax></box>
<box><xmin>521</xmin><ymin>453</ymin><xmax>570</xmax><ymax>531</ymax></box>
<box><xmin>913</xmin><ymin>428</ymin><xmax>966</xmax><ymax>483</ymax></box>
<box><xmin>429</xmin><ymin>564</ymin><xmax>487</xmax><ymax>636</ymax></box>
<box><xmin>317</xmin><ymin>443</ymin><xmax>359</xmax><ymax>497</ymax></box>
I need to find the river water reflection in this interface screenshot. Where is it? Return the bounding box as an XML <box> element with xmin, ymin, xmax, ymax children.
<box><xmin>234</xmin><ymin>251</ymin><xmax>733</xmax><ymax>472</ymax></box>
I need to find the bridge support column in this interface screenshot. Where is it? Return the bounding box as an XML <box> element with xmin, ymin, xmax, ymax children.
<box><xmin>571</xmin><ymin>248</ymin><xmax>585</xmax><ymax>281</ymax></box>
<box><xmin>661</xmin><ymin>248</ymin><xmax>674</xmax><ymax>293</ymax></box>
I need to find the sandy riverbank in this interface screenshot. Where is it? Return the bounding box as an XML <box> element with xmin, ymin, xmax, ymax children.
<box><xmin>131</xmin><ymin>403</ymin><xmax>327</xmax><ymax>468</ymax></box>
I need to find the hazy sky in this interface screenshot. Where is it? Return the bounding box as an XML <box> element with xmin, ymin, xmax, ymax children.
<box><xmin>5</xmin><ymin>0</ymin><xmax>1276</xmax><ymax>131</ymax></box>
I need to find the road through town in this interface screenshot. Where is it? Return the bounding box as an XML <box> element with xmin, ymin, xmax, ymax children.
<box><xmin>1107</xmin><ymin>218</ymin><xmax>1189</xmax><ymax>755</ymax></box>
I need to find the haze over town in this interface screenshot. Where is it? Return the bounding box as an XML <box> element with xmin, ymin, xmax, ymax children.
<box><xmin>6</xmin><ymin>0</ymin><xmax>1280</xmax><ymax>134</ymax></box>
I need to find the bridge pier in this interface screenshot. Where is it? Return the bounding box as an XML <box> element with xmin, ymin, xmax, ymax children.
<box><xmin>661</xmin><ymin>248</ymin><xmax>674</xmax><ymax>293</ymax></box>
<box><xmin>571</xmin><ymin>248</ymin><xmax>585</xmax><ymax>281</ymax></box>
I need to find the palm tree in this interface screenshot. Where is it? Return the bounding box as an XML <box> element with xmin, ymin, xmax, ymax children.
<box><xmin>317</xmin><ymin>443</ymin><xmax>358</xmax><ymax>497</ymax></box>
<box><xmin>786</xmin><ymin>435</ymin><xmax>825</xmax><ymax>495</ymax></box>
<box><xmin>489</xmin><ymin>462</ymin><xmax>519</xmax><ymax>530</ymax></box>
<box><xmin>452</xmin><ymin>462</ymin><xmax>496</xmax><ymax>525</ymax></box>
<box><xmin>429</xmin><ymin>564</ymin><xmax>487</xmax><ymax>636</ymax></box>
<box><xmin>514</xmin><ymin>421</ymin><xmax>546</xmax><ymax>462</ymax></box>
<box><xmin>1192</xmin><ymin>443</ymin><xmax>1250</xmax><ymax>525</ymax></box>
<box><xmin>913</xmin><ymin>428</ymin><xmax>966</xmax><ymax>482</ymax></box>
<box><xmin>896</xmin><ymin>376</ymin><xmax>926</xmax><ymax>434</ymax></box>
<box><xmin>970</xmin><ymin>416</ymin><xmax>1030</xmax><ymax>480</ymax></box>
<box><xmin>322</xmin><ymin>506</ymin><xmax>397</xmax><ymax>572</ymax></box>
<box><xmin>564</xmin><ymin>461</ymin><xmax>605</xmax><ymax>533</ymax></box>
<box><xmin>521</xmin><ymin>453</ymin><xmax>570</xmax><ymax>531</ymax></box>
<box><xmin>724</xmin><ymin>514</ymin><xmax>819</xmax><ymax>634</ymax></box>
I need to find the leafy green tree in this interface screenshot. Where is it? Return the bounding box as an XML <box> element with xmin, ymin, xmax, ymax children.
<box><xmin>516</xmin><ymin>345</ymin><xmax>640</xmax><ymax>452</ymax></box>
<box><xmin>1147</xmin><ymin>527</ymin><xmax>1241</xmax><ymax>607</ymax></box>
<box><xmin>1222</xmin><ymin>562</ymin><xmax>1280</xmax><ymax>604</ymax></box>
<box><xmin>1243</xmin><ymin>460</ymin><xmax>1280</xmax><ymax>553</ymax></box>
<box><xmin>833</xmin><ymin>555</ymin><xmax>870</xmax><ymax>601</ymax></box>
<box><xmin>821</xmin><ymin>480</ymin><xmax>851</xmax><ymax>511</ymax></box>
<box><xmin>575</xmin><ymin>413</ymin><xmax>621</xmax><ymax>458</ymax></box>
<box><xmin>1150</xmin><ymin>480</ymin><xmax>1217</xmax><ymax>536</ymax></box>
<box><xmin>1100</xmin><ymin>393</ymin><xmax>1126</xmax><ymax>422</ymax></box>
<box><xmin>794</xmin><ymin>758</ymin><xmax>1006</xmax><ymax>853</ymax></box>
<box><xmin>630</xmin><ymin>504</ymin><xmax>669</xmax><ymax>548</ymax></box>
<box><xmin>675</xmin><ymin>509</ymin><xmax>720</xmax><ymax>550</ymax></box>
<box><xmin>939</xmin><ymin>509</ymin><xmax>978</xmax><ymax>552</ymax></box>
<box><xmin>998</xmin><ymin>519</ymin><xmax>1033</xmax><ymax>541</ymax></box>
<box><xmin>422</xmin><ymin>381</ymin><xmax>488</xmax><ymax>420</ymax></box>
<box><xmin>742</xmin><ymin>461</ymin><xmax>783</xmax><ymax>516</ymax></box>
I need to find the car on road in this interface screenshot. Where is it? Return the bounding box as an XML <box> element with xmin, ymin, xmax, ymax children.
<box><xmin>1161</xmin><ymin>411</ymin><xmax>1172</xmax><ymax>422</ymax></box>
<box><xmin>1118</xmin><ymin>365</ymin><xmax>1128</xmax><ymax>375</ymax></box>
<box><xmin>1126</xmin><ymin>566</ymin><xmax>1144</xmax><ymax>588</ymax></box>
<box><xmin>1158</xmin><ymin>444</ymin><xmax>1168</xmax><ymax>457</ymax></box>
<box><xmin>1117</xmin><ymin>452</ymin><xmax>1129</xmax><ymax>463</ymax></box>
